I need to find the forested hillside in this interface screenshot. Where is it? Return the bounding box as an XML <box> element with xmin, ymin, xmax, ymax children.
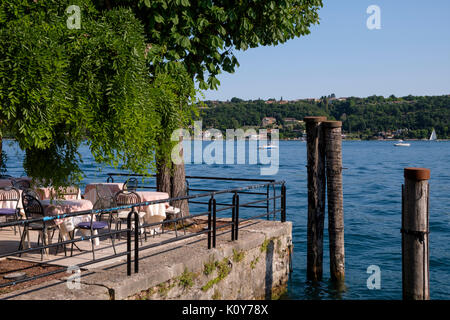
<box><xmin>198</xmin><ymin>95</ymin><xmax>450</xmax><ymax>139</ymax></box>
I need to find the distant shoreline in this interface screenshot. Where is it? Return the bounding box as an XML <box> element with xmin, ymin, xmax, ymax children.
<box><xmin>3</xmin><ymin>137</ymin><xmax>449</xmax><ymax>142</ymax></box>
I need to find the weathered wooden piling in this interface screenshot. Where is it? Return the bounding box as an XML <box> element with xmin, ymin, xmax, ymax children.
<box><xmin>304</xmin><ymin>116</ymin><xmax>327</xmax><ymax>281</ymax></box>
<box><xmin>323</xmin><ymin>120</ymin><xmax>345</xmax><ymax>283</ymax></box>
<box><xmin>402</xmin><ymin>168</ymin><xmax>430</xmax><ymax>300</ymax></box>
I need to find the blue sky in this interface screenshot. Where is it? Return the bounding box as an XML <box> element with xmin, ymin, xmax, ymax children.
<box><xmin>202</xmin><ymin>0</ymin><xmax>450</xmax><ymax>101</ymax></box>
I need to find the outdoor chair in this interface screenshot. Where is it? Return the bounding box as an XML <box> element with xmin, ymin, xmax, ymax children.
<box><xmin>165</xmin><ymin>206</ymin><xmax>185</xmax><ymax>237</ymax></box>
<box><xmin>0</xmin><ymin>187</ymin><xmax>21</xmax><ymax>235</ymax></box>
<box><xmin>71</xmin><ymin>200</ymin><xmax>116</xmax><ymax>261</ymax></box>
<box><xmin>94</xmin><ymin>184</ymin><xmax>115</xmax><ymax>222</ymax></box>
<box><xmin>123</xmin><ymin>178</ymin><xmax>139</xmax><ymax>192</ymax></box>
<box><xmin>20</xmin><ymin>195</ymin><xmax>64</xmax><ymax>260</ymax></box>
<box><xmin>113</xmin><ymin>190</ymin><xmax>146</xmax><ymax>243</ymax></box>
<box><xmin>12</xmin><ymin>179</ymin><xmax>31</xmax><ymax>190</ymax></box>
<box><xmin>57</xmin><ymin>186</ymin><xmax>80</xmax><ymax>200</ymax></box>
<box><xmin>22</xmin><ymin>188</ymin><xmax>41</xmax><ymax>200</ymax></box>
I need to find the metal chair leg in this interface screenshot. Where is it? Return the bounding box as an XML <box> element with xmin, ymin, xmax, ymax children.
<box><xmin>181</xmin><ymin>211</ymin><xmax>186</xmax><ymax>235</ymax></box>
<box><xmin>90</xmin><ymin>230</ymin><xmax>96</xmax><ymax>261</ymax></box>
<box><xmin>18</xmin><ymin>226</ymin><xmax>28</xmax><ymax>257</ymax></box>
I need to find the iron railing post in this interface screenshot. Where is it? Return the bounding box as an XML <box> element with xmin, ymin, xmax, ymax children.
<box><xmin>231</xmin><ymin>192</ymin><xmax>237</xmax><ymax>241</ymax></box>
<box><xmin>134</xmin><ymin>208</ymin><xmax>139</xmax><ymax>274</ymax></box>
<box><xmin>127</xmin><ymin>211</ymin><xmax>132</xmax><ymax>276</ymax></box>
<box><xmin>127</xmin><ymin>208</ymin><xmax>139</xmax><ymax>276</ymax></box>
<box><xmin>208</xmin><ymin>197</ymin><xmax>212</xmax><ymax>249</ymax></box>
<box><xmin>212</xmin><ymin>198</ymin><xmax>217</xmax><ymax>248</ymax></box>
<box><xmin>273</xmin><ymin>184</ymin><xmax>276</xmax><ymax>220</ymax></box>
<box><xmin>281</xmin><ymin>183</ymin><xmax>286</xmax><ymax>222</ymax></box>
<box><xmin>235</xmin><ymin>194</ymin><xmax>240</xmax><ymax>240</ymax></box>
<box><xmin>266</xmin><ymin>185</ymin><xmax>270</xmax><ymax>220</ymax></box>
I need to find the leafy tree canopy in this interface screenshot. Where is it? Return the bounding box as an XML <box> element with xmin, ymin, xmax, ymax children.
<box><xmin>96</xmin><ymin>0</ymin><xmax>323</xmax><ymax>89</ymax></box>
<box><xmin>0</xmin><ymin>0</ymin><xmax>323</xmax><ymax>187</ymax></box>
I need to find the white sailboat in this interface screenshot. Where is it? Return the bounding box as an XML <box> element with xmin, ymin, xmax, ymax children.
<box><xmin>429</xmin><ymin>129</ymin><xmax>437</xmax><ymax>141</ymax></box>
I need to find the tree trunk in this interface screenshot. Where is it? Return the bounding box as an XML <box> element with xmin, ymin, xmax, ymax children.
<box><xmin>156</xmin><ymin>135</ymin><xmax>190</xmax><ymax>216</ymax></box>
<box><xmin>0</xmin><ymin>135</ymin><xmax>2</xmax><ymax>169</ymax></box>
<box><xmin>171</xmin><ymin>157</ymin><xmax>190</xmax><ymax>215</ymax></box>
<box><xmin>156</xmin><ymin>158</ymin><xmax>171</xmax><ymax>195</ymax></box>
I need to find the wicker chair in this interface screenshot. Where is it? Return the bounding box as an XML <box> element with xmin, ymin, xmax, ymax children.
<box><xmin>71</xmin><ymin>200</ymin><xmax>116</xmax><ymax>260</ymax></box>
<box><xmin>0</xmin><ymin>187</ymin><xmax>21</xmax><ymax>235</ymax></box>
<box><xmin>113</xmin><ymin>190</ymin><xmax>146</xmax><ymax>243</ymax></box>
<box><xmin>20</xmin><ymin>195</ymin><xmax>63</xmax><ymax>260</ymax></box>
<box><xmin>12</xmin><ymin>179</ymin><xmax>31</xmax><ymax>190</ymax></box>
<box><xmin>123</xmin><ymin>178</ymin><xmax>139</xmax><ymax>192</ymax></box>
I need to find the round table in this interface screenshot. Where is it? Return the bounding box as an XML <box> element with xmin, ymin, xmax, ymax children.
<box><xmin>83</xmin><ymin>183</ymin><xmax>124</xmax><ymax>205</ymax></box>
<box><xmin>0</xmin><ymin>177</ymin><xmax>33</xmax><ymax>189</ymax></box>
<box><xmin>41</xmin><ymin>199</ymin><xmax>99</xmax><ymax>245</ymax></box>
<box><xmin>134</xmin><ymin>191</ymin><xmax>169</xmax><ymax>223</ymax></box>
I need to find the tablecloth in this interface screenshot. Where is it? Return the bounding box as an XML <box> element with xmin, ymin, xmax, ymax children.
<box><xmin>134</xmin><ymin>191</ymin><xmax>169</xmax><ymax>224</ymax></box>
<box><xmin>83</xmin><ymin>183</ymin><xmax>124</xmax><ymax>206</ymax></box>
<box><xmin>41</xmin><ymin>199</ymin><xmax>99</xmax><ymax>245</ymax></box>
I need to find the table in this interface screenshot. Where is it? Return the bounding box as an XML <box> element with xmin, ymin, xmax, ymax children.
<box><xmin>0</xmin><ymin>179</ymin><xmax>13</xmax><ymax>188</ymax></box>
<box><xmin>134</xmin><ymin>191</ymin><xmax>169</xmax><ymax>224</ymax></box>
<box><xmin>0</xmin><ymin>186</ymin><xmax>64</xmax><ymax>218</ymax></box>
<box><xmin>83</xmin><ymin>183</ymin><xmax>124</xmax><ymax>205</ymax></box>
<box><xmin>0</xmin><ymin>177</ymin><xmax>33</xmax><ymax>189</ymax></box>
<box><xmin>41</xmin><ymin>199</ymin><xmax>99</xmax><ymax>246</ymax></box>
<box><xmin>37</xmin><ymin>187</ymin><xmax>81</xmax><ymax>200</ymax></box>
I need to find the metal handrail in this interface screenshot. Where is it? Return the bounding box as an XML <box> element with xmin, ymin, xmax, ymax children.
<box><xmin>0</xmin><ymin>176</ymin><xmax>286</xmax><ymax>291</ymax></box>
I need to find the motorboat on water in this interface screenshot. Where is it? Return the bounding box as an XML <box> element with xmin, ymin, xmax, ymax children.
<box><xmin>394</xmin><ymin>140</ymin><xmax>410</xmax><ymax>147</ymax></box>
<box><xmin>259</xmin><ymin>144</ymin><xmax>278</xmax><ymax>149</ymax></box>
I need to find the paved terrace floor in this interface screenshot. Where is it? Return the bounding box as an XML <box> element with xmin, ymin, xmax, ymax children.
<box><xmin>0</xmin><ymin>218</ymin><xmax>292</xmax><ymax>300</ymax></box>
<box><xmin>0</xmin><ymin>221</ymin><xmax>192</xmax><ymax>269</ymax></box>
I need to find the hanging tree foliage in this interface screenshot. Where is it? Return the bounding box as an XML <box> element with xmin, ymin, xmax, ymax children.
<box><xmin>0</xmin><ymin>0</ymin><xmax>197</xmax><ymax>187</ymax></box>
<box><xmin>0</xmin><ymin>0</ymin><xmax>323</xmax><ymax>188</ymax></box>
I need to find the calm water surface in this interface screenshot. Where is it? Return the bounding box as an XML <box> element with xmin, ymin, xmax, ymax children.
<box><xmin>3</xmin><ymin>140</ymin><xmax>450</xmax><ymax>299</ymax></box>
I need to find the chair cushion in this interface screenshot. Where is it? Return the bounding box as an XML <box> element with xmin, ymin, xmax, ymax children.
<box><xmin>0</xmin><ymin>208</ymin><xmax>16</xmax><ymax>216</ymax></box>
<box><xmin>77</xmin><ymin>221</ymin><xmax>108</xmax><ymax>230</ymax></box>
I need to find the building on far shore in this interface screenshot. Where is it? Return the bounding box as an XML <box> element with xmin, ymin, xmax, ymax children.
<box><xmin>283</xmin><ymin>118</ymin><xmax>303</xmax><ymax>125</ymax></box>
<box><xmin>261</xmin><ymin>117</ymin><xmax>276</xmax><ymax>127</ymax></box>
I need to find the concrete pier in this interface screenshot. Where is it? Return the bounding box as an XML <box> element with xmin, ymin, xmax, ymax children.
<box><xmin>0</xmin><ymin>219</ymin><xmax>292</xmax><ymax>300</ymax></box>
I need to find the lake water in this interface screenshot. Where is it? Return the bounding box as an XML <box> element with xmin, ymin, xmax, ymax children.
<box><xmin>3</xmin><ymin>140</ymin><xmax>450</xmax><ymax>299</ymax></box>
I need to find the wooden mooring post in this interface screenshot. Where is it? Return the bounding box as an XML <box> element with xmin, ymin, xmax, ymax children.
<box><xmin>304</xmin><ymin>116</ymin><xmax>327</xmax><ymax>281</ymax></box>
<box><xmin>323</xmin><ymin>121</ymin><xmax>345</xmax><ymax>283</ymax></box>
<box><xmin>402</xmin><ymin>168</ymin><xmax>430</xmax><ymax>300</ymax></box>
